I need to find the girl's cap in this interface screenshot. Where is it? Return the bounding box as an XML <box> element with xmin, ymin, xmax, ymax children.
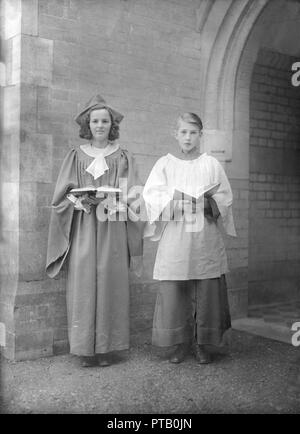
<box><xmin>75</xmin><ymin>94</ymin><xmax>124</xmax><ymax>125</ymax></box>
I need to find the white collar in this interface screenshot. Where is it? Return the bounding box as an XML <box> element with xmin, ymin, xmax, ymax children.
<box><xmin>80</xmin><ymin>142</ymin><xmax>119</xmax><ymax>158</ymax></box>
<box><xmin>80</xmin><ymin>142</ymin><xmax>120</xmax><ymax>180</ymax></box>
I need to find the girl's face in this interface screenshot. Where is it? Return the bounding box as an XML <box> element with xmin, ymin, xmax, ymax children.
<box><xmin>175</xmin><ymin>120</ymin><xmax>202</xmax><ymax>154</ymax></box>
<box><xmin>89</xmin><ymin>108</ymin><xmax>112</xmax><ymax>142</ymax></box>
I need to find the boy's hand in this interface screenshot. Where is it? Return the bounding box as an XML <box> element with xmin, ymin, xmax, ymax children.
<box><xmin>204</xmin><ymin>197</ymin><xmax>220</xmax><ymax>222</ymax></box>
<box><xmin>204</xmin><ymin>197</ymin><xmax>210</xmax><ymax>210</ymax></box>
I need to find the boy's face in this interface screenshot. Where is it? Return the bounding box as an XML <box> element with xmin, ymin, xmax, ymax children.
<box><xmin>89</xmin><ymin>108</ymin><xmax>112</xmax><ymax>142</ymax></box>
<box><xmin>175</xmin><ymin>120</ymin><xmax>202</xmax><ymax>154</ymax></box>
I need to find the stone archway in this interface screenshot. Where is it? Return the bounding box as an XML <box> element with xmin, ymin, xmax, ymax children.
<box><xmin>196</xmin><ymin>0</ymin><xmax>272</xmax><ymax>319</ymax></box>
<box><xmin>199</xmin><ymin>0</ymin><xmax>300</xmax><ymax>329</ymax></box>
<box><xmin>231</xmin><ymin>0</ymin><xmax>300</xmax><ymax>340</ymax></box>
<box><xmin>198</xmin><ymin>0</ymin><xmax>270</xmax><ymax>163</ymax></box>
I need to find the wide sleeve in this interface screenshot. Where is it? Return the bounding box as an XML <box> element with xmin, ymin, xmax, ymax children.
<box><xmin>209</xmin><ymin>157</ymin><xmax>237</xmax><ymax>237</ymax></box>
<box><xmin>46</xmin><ymin>149</ymin><xmax>79</xmax><ymax>278</ymax></box>
<box><xmin>121</xmin><ymin>150</ymin><xmax>145</xmax><ymax>258</ymax></box>
<box><xmin>142</xmin><ymin>156</ymin><xmax>173</xmax><ymax>224</ymax></box>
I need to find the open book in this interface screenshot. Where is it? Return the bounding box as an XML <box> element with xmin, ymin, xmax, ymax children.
<box><xmin>173</xmin><ymin>182</ymin><xmax>220</xmax><ymax>201</ymax></box>
<box><xmin>69</xmin><ymin>186</ymin><xmax>122</xmax><ymax>197</ymax></box>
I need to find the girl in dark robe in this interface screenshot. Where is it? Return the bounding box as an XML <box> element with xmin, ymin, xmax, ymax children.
<box><xmin>46</xmin><ymin>95</ymin><xmax>144</xmax><ymax>367</ymax></box>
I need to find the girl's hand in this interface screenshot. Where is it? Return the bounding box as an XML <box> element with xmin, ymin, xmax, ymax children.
<box><xmin>81</xmin><ymin>194</ymin><xmax>101</xmax><ymax>206</ymax></box>
<box><xmin>67</xmin><ymin>193</ymin><xmax>91</xmax><ymax>213</ymax></box>
<box><xmin>74</xmin><ymin>197</ymin><xmax>91</xmax><ymax>214</ymax></box>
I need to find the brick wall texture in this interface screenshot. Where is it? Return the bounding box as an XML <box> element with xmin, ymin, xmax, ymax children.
<box><xmin>249</xmin><ymin>48</ymin><xmax>300</xmax><ymax>304</ymax></box>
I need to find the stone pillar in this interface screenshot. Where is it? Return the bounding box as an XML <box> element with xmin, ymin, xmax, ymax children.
<box><xmin>0</xmin><ymin>0</ymin><xmax>22</xmax><ymax>359</ymax></box>
<box><xmin>0</xmin><ymin>0</ymin><xmax>65</xmax><ymax>360</ymax></box>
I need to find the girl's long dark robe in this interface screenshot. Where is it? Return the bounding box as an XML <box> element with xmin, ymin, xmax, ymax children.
<box><xmin>46</xmin><ymin>147</ymin><xmax>144</xmax><ymax>355</ymax></box>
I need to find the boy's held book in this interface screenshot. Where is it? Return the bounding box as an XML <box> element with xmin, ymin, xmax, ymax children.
<box><xmin>173</xmin><ymin>182</ymin><xmax>220</xmax><ymax>202</ymax></box>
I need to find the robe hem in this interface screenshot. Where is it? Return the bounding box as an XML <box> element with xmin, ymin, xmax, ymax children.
<box><xmin>70</xmin><ymin>344</ymin><xmax>130</xmax><ymax>356</ymax></box>
<box><xmin>153</xmin><ymin>270</ymin><xmax>229</xmax><ymax>281</ymax></box>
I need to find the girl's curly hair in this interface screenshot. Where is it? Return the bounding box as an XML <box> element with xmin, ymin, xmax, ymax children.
<box><xmin>78</xmin><ymin>107</ymin><xmax>120</xmax><ymax>141</ymax></box>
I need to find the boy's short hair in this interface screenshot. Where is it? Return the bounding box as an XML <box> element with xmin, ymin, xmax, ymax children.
<box><xmin>177</xmin><ymin>112</ymin><xmax>203</xmax><ymax>132</ymax></box>
<box><xmin>78</xmin><ymin>107</ymin><xmax>120</xmax><ymax>141</ymax></box>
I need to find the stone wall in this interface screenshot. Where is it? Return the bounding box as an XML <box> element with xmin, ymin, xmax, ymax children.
<box><xmin>249</xmin><ymin>48</ymin><xmax>300</xmax><ymax>304</ymax></box>
<box><xmin>0</xmin><ymin>0</ymin><xmax>276</xmax><ymax>360</ymax></box>
<box><xmin>1</xmin><ymin>0</ymin><xmax>215</xmax><ymax>360</ymax></box>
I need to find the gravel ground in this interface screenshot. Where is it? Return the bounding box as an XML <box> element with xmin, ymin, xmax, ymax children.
<box><xmin>1</xmin><ymin>330</ymin><xmax>299</xmax><ymax>414</ymax></box>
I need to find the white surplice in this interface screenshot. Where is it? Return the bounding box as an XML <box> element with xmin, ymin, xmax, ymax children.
<box><xmin>143</xmin><ymin>153</ymin><xmax>236</xmax><ymax>280</ymax></box>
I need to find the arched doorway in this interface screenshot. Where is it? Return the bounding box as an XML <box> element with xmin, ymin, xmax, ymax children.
<box><xmin>233</xmin><ymin>0</ymin><xmax>300</xmax><ymax>342</ymax></box>
<box><xmin>200</xmin><ymin>0</ymin><xmax>300</xmax><ymax>342</ymax></box>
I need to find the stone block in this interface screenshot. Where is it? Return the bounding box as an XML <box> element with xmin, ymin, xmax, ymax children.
<box><xmin>53</xmin><ymin>325</ymin><xmax>68</xmax><ymax>342</ymax></box>
<box><xmin>15</xmin><ymin>329</ymin><xmax>53</xmax><ymax>354</ymax></box>
<box><xmin>18</xmin><ymin>277</ymin><xmax>66</xmax><ymax>296</ymax></box>
<box><xmin>1</xmin><ymin>182</ymin><xmax>19</xmax><ymax>231</ymax></box>
<box><xmin>226</xmin><ymin>267</ymin><xmax>248</xmax><ymax>290</ymax></box>
<box><xmin>3</xmin><ymin>330</ymin><xmax>15</xmax><ymax>360</ymax></box>
<box><xmin>38</xmin><ymin>13</ymin><xmax>80</xmax><ymax>44</ymax></box>
<box><xmin>53</xmin><ymin>40</ymin><xmax>80</xmax><ymax>74</ymax></box>
<box><xmin>2</xmin><ymin>0</ymin><xmax>21</xmax><ymax>39</ymax></box>
<box><xmin>19</xmin><ymin>230</ymin><xmax>48</xmax><ymax>281</ymax></box>
<box><xmin>38</xmin><ymin>0</ymin><xmax>65</xmax><ymax>18</ymax></box>
<box><xmin>36</xmin><ymin>182</ymin><xmax>54</xmax><ymax>207</ymax></box>
<box><xmin>0</xmin><ymin>298</ymin><xmax>15</xmax><ymax>331</ymax></box>
<box><xmin>53</xmin><ymin>339</ymin><xmax>69</xmax><ymax>355</ymax></box>
<box><xmin>15</xmin><ymin>292</ymin><xmax>57</xmax><ymax>308</ymax></box>
<box><xmin>3</xmin><ymin>85</ymin><xmax>20</xmax><ymax>132</ymax></box>
<box><xmin>51</xmin><ymin>88</ymin><xmax>69</xmax><ymax>101</ymax></box>
<box><xmin>21</xmin><ymin>0</ymin><xmax>38</xmax><ymax>35</ymax></box>
<box><xmin>228</xmin><ymin>288</ymin><xmax>248</xmax><ymax>319</ymax></box>
<box><xmin>21</xmin><ymin>35</ymin><xmax>53</xmax><ymax>86</ymax></box>
<box><xmin>19</xmin><ymin>182</ymin><xmax>37</xmax><ymax>232</ymax></box>
<box><xmin>15</xmin><ymin>317</ymin><xmax>55</xmax><ymax>334</ymax></box>
<box><xmin>11</xmin><ymin>34</ymin><xmax>21</xmax><ymax>85</ymax></box>
<box><xmin>20</xmin><ymin>85</ymin><xmax>37</xmax><ymax>131</ymax></box>
<box><xmin>0</xmin><ymin>231</ymin><xmax>19</xmax><ymax>276</ymax></box>
<box><xmin>20</xmin><ymin>133</ymin><xmax>53</xmax><ymax>183</ymax></box>
<box><xmin>227</xmin><ymin>130</ymin><xmax>249</xmax><ymax>179</ymax></box>
<box><xmin>249</xmin><ymin>279</ymin><xmax>299</xmax><ymax>305</ymax></box>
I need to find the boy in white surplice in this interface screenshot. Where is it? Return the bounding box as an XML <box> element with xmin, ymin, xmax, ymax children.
<box><xmin>143</xmin><ymin>113</ymin><xmax>236</xmax><ymax>364</ymax></box>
